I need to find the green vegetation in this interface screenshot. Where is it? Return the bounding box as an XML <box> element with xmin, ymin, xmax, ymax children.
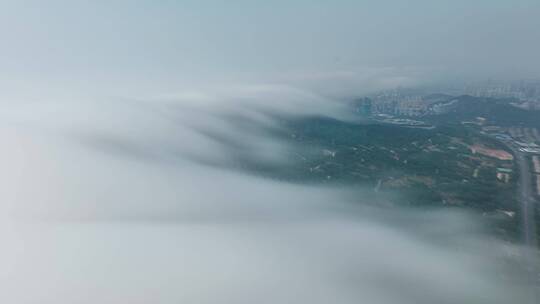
<box><xmin>237</xmin><ymin>115</ymin><xmax>520</xmax><ymax>240</ymax></box>
<box><xmin>221</xmin><ymin>95</ymin><xmax>535</xmax><ymax>242</ymax></box>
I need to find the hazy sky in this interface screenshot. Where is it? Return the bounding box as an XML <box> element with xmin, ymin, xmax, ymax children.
<box><xmin>1</xmin><ymin>0</ymin><xmax>540</xmax><ymax>98</ymax></box>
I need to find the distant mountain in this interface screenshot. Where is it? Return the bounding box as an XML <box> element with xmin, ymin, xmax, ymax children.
<box><xmin>353</xmin><ymin>91</ymin><xmax>540</xmax><ymax>128</ymax></box>
<box><xmin>424</xmin><ymin>95</ymin><xmax>540</xmax><ymax>128</ymax></box>
<box><xmin>422</xmin><ymin>93</ymin><xmax>454</xmax><ymax>103</ymax></box>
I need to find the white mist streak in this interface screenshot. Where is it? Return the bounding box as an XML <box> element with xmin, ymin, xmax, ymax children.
<box><xmin>0</xmin><ymin>89</ymin><xmax>537</xmax><ymax>303</ymax></box>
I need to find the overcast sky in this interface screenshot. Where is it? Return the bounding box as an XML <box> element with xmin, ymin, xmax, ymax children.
<box><xmin>1</xmin><ymin>0</ymin><xmax>539</xmax><ymax>99</ymax></box>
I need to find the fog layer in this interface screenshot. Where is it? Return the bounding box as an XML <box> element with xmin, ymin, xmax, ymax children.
<box><xmin>1</xmin><ymin>89</ymin><xmax>538</xmax><ymax>303</ymax></box>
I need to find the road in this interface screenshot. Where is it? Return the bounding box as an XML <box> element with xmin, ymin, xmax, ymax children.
<box><xmin>515</xmin><ymin>152</ymin><xmax>538</xmax><ymax>248</ymax></box>
<box><xmin>501</xmin><ymin>141</ymin><xmax>539</xmax><ymax>303</ymax></box>
<box><xmin>492</xmin><ymin>138</ymin><xmax>537</xmax><ymax>247</ymax></box>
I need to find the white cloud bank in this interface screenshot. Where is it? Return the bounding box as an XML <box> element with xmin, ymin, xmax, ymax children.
<box><xmin>0</xmin><ymin>87</ymin><xmax>537</xmax><ymax>303</ymax></box>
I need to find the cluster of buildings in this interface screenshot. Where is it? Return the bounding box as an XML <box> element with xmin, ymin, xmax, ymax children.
<box><xmin>490</xmin><ymin>128</ymin><xmax>540</xmax><ymax>194</ymax></box>
<box><xmin>353</xmin><ymin>91</ymin><xmax>453</xmax><ymax>117</ymax></box>
<box><xmin>354</xmin><ymin>80</ymin><xmax>540</xmax><ymax>118</ymax></box>
<box><xmin>496</xmin><ymin>168</ymin><xmax>512</xmax><ymax>183</ymax></box>
<box><xmin>516</xmin><ymin>142</ymin><xmax>540</xmax><ymax>154</ymax></box>
<box><xmin>489</xmin><ymin>129</ymin><xmax>540</xmax><ymax>154</ymax></box>
<box><xmin>464</xmin><ymin>80</ymin><xmax>540</xmax><ymax>109</ymax></box>
<box><xmin>493</xmin><ymin>127</ymin><xmax>540</xmax><ymax>154</ymax></box>
<box><xmin>369</xmin><ymin>93</ymin><xmax>427</xmax><ymax>116</ymax></box>
<box><xmin>482</xmin><ymin>126</ymin><xmax>540</xmax><ymax>186</ymax></box>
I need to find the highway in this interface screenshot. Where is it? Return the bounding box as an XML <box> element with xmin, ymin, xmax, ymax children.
<box><xmin>491</xmin><ymin>137</ymin><xmax>538</xmax><ymax>248</ymax></box>
<box><xmin>515</xmin><ymin>152</ymin><xmax>538</xmax><ymax>248</ymax></box>
<box><xmin>500</xmin><ymin>140</ymin><xmax>539</xmax><ymax>303</ymax></box>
